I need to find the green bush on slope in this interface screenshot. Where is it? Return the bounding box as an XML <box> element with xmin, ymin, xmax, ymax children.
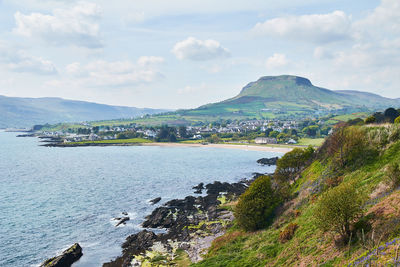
<box><xmin>314</xmin><ymin>182</ymin><xmax>366</xmax><ymax>242</ymax></box>
<box><xmin>194</xmin><ymin>123</ymin><xmax>400</xmax><ymax>266</ymax></box>
<box><xmin>234</xmin><ymin>175</ymin><xmax>280</xmax><ymax>231</ymax></box>
<box><xmin>274</xmin><ymin>146</ymin><xmax>314</xmax><ymax>184</ymax></box>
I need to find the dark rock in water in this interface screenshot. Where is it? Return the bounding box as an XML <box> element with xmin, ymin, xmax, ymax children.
<box><xmin>104</xmin><ymin>178</ymin><xmax>252</xmax><ymax>266</ymax></box>
<box><xmin>122</xmin><ymin>211</ymin><xmax>128</xmax><ymax>216</ymax></box>
<box><xmin>149</xmin><ymin>197</ymin><xmax>161</xmax><ymax>205</ymax></box>
<box><xmin>257</xmin><ymin>157</ymin><xmax>279</xmax><ymax>166</ymax></box>
<box><xmin>205</xmin><ymin>181</ymin><xmax>247</xmax><ymax>197</ymax></box>
<box><xmin>16</xmin><ymin>133</ymin><xmax>35</xmax><ymax>137</ymax></box>
<box><xmin>192</xmin><ymin>182</ymin><xmax>204</xmax><ymax>194</ymax></box>
<box><xmin>41</xmin><ymin>243</ymin><xmax>82</xmax><ymax>267</ymax></box>
<box><xmin>115</xmin><ymin>217</ymin><xmax>130</xmax><ymax>227</ymax></box>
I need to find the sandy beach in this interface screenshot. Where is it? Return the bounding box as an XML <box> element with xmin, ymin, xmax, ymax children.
<box><xmin>142</xmin><ymin>142</ymin><xmax>293</xmax><ymax>153</ymax></box>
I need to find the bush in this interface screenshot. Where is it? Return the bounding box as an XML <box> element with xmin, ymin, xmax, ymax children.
<box><xmin>279</xmin><ymin>223</ymin><xmax>298</xmax><ymax>243</ymax></box>
<box><xmin>314</xmin><ymin>183</ymin><xmax>366</xmax><ymax>242</ymax></box>
<box><xmin>365</xmin><ymin>115</ymin><xmax>376</xmax><ymax>124</ymax></box>
<box><xmin>274</xmin><ymin>146</ymin><xmax>314</xmax><ymax>184</ymax></box>
<box><xmin>385</xmin><ymin>163</ymin><xmax>400</xmax><ymax>189</ymax></box>
<box><xmin>326</xmin><ymin>126</ymin><xmax>376</xmax><ymax>169</ymax></box>
<box><xmin>384</xmin><ymin>108</ymin><xmax>399</xmax><ymax>123</ymax></box>
<box><xmin>395</xmin><ymin>116</ymin><xmax>400</xmax><ymax>124</ymax></box>
<box><xmin>234</xmin><ymin>175</ymin><xmax>280</xmax><ymax>231</ymax></box>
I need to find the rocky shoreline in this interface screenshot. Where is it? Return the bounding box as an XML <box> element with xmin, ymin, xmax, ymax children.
<box><xmin>102</xmin><ymin>173</ymin><xmax>267</xmax><ymax>267</ymax></box>
<box><xmin>40</xmin><ymin>156</ymin><xmax>278</xmax><ymax>267</ymax></box>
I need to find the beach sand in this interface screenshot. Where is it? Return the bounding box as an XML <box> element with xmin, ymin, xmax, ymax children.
<box><xmin>142</xmin><ymin>142</ymin><xmax>293</xmax><ymax>153</ymax></box>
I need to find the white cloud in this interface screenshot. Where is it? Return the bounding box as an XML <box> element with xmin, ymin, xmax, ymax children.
<box><xmin>313</xmin><ymin>46</ymin><xmax>334</xmax><ymax>60</ymax></box>
<box><xmin>355</xmin><ymin>0</ymin><xmax>400</xmax><ymax>36</ymax></box>
<box><xmin>8</xmin><ymin>52</ymin><xmax>57</xmax><ymax>75</ymax></box>
<box><xmin>172</xmin><ymin>37</ymin><xmax>230</xmax><ymax>61</ymax></box>
<box><xmin>252</xmin><ymin>11</ymin><xmax>352</xmax><ymax>43</ymax></box>
<box><xmin>65</xmin><ymin>57</ymin><xmax>164</xmax><ymax>87</ymax></box>
<box><xmin>0</xmin><ymin>41</ymin><xmax>57</xmax><ymax>75</ymax></box>
<box><xmin>177</xmin><ymin>83</ymin><xmax>207</xmax><ymax>94</ymax></box>
<box><xmin>266</xmin><ymin>53</ymin><xmax>288</xmax><ymax>69</ymax></box>
<box><xmin>13</xmin><ymin>2</ymin><xmax>102</xmax><ymax>48</ymax></box>
<box><xmin>137</xmin><ymin>56</ymin><xmax>164</xmax><ymax>67</ymax></box>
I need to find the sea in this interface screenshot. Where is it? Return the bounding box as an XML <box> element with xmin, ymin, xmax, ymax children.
<box><xmin>0</xmin><ymin>131</ymin><xmax>281</xmax><ymax>266</ymax></box>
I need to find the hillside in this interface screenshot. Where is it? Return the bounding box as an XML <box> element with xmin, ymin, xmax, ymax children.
<box><xmin>192</xmin><ymin>123</ymin><xmax>400</xmax><ymax>266</ymax></box>
<box><xmin>0</xmin><ymin>95</ymin><xmax>168</xmax><ymax>128</ymax></box>
<box><xmin>177</xmin><ymin>75</ymin><xmax>400</xmax><ymax>121</ymax></box>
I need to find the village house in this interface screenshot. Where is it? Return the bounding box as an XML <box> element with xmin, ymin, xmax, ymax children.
<box><xmin>254</xmin><ymin>137</ymin><xmax>278</xmax><ymax>144</ymax></box>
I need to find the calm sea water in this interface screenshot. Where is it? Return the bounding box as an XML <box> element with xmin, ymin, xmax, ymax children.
<box><xmin>0</xmin><ymin>131</ymin><xmax>281</xmax><ymax>266</ymax></box>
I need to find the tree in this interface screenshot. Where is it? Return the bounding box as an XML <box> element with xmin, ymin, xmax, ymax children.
<box><xmin>325</xmin><ymin>125</ymin><xmax>371</xmax><ymax>169</ymax></box>
<box><xmin>274</xmin><ymin>146</ymin><xmax>314</xmax><ymax>184</ymax></box>
<box><xmin>264</xmin><ymin>128</ymin><xmax>273</xmax><ymax>137</ymax></box>
<box><xmin>235</xmin><ymin>175</ymin><xmax>280</xmax><ymax>231</ymax></box>
<box><xmin>178</xmin><ymin>126</ymin><xmax>187</xmax><ymax>138</ymax></box>
<box><xmin>365</xmin><ymin>115</ymin><xmax>376</xmax><ymax>124</ymax></box>
<box><xmin>207</xmin><ymin>134</ymin><xmax>221</xmax><ymax>143</ymax></box>
<box><xmin>269</xmin><ymin>130</ymin><xmax>279</xmax><ymax>138</ymax></box>
<box><xmin>373</xmin><ymin>112</ymin><xmax>385</xmax><ymax>123</ymax></box>
<box><xmin>384</xmin><ymin>108</ymin><xmax>399</xmax><ymax>123</ymax></box>
<box><xmin>314</xmin><ymin>183</ymin><xmax>365</xmax><ymax>242</ymax></box>
<box><xmin>156</xmin><ymin>125</ymin><xmax>177</xmax><ymax>142</ymax></box>
<box><xmin>302</xmin><ymin>125</ymin><xmax>319</xmax><ymax>137</ymax></box>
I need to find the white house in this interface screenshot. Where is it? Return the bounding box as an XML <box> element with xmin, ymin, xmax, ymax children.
<box><xmin>255</xmin><ymin>137</ymin><xmax>277</xmax><ymax>144</ymax></box>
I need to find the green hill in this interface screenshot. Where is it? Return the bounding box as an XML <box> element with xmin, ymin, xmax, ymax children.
<box><xmin>0</xmin><ymin>95</ymin><xmax>168</xmax><ymax>128</ymax></box>
<box><xmin>193</xmin><ymin>123</ymin><xmax>400</xmax><ymax>266</ymax></box>
<box><xmin>178</xmin><ymin>75</ymin><xmax>400</xmax><ymax>121</ymax></box>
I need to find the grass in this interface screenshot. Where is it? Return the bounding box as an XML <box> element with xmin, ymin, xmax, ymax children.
<box><xmin>192</xmin><ymin>125</ymin><xmax>400</xmax><ymax>267</ymax></box>
<box><xmin>297</xmin><ymin>138</ymin><xmax>326</xmax><ymax>147</ymax></box>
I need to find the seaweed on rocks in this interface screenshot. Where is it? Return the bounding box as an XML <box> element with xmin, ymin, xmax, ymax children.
<box><xmin>103</xmin><ymin>176</ymin><xmax>257</xmax><ymax>267</ymax></box>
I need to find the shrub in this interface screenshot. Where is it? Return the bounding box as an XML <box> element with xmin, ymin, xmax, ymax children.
<box><xmin>325</xmin><ymin>176</ymin><xmax>343</xmax><ymax>188</ymax></box>
<box><xmin>279</xmin><ymin>223</ymin><xmax>298</xmax><ymax>243</ymax></box>
<box><xmin>234</xmin><ymin>175</ymin><xmax>280</xmax><ymax>231</ymax></box>
<box><xmin>395</xmin><ymin>116</ymin><xmax>400</xmax><ymax>124</ymax></box>
<box><xmin>314</xmin><ymin>182</ymin><xmax>366</xmax><ymax>242</ymax></box>
<box><xmin>365</xmin><ymin>115</ymin><xmax>376</xmax><ymax>124</ymax></box>
<box><xmin>326</xmin><ymin>126</ymin><xmax>376</xmax><ymax>169</ymax></box>
<box><xmin>274</xmin><ymin>146</ymin><xmax>314</xmax><ymax>184</ymax></box>
<box><xmin>385</xmin><ymin>163</ymin><xmax>400</xmax><ymax>189</ymax></box>
<box><xmin>384</xmin><ymin>108</ymin><xmax>399</xmax><ymax>123</ymax></box>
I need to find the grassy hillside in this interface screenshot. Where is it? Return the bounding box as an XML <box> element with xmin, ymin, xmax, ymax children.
<box><xmin>193</xmin><ymin>123</ymin><xmax>400</xmax><ymax>266</ymax></box>
<box><xmin>122</xmin><ymin>76</ymin><xmax>400</xmax><ymax>125</ymax></box>
<box><xmin>0</xmin><ymin>95</ymin><xmax>167</xmax><ymax>128</ymax></box>
<box><xmin>175</xmin><ymin>75</ymin><xmax>400</xmax><ymax>122</ymax></box>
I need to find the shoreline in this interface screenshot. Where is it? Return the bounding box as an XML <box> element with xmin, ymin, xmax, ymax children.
<box><xmin>44</xmin><ymin>141</ymin><xmax>293</xmax><ymax>153</ymax></box>
<box><xmin>102</xmin><ymin>174</ymin><xmax>266</xmax><ymax>267</ymax></box>
<box><xmin>142</xmin><ymin>142</ymin><xmax>293</xmax><ymax>153</ymax></box>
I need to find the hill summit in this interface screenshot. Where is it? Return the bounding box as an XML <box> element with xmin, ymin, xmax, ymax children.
<box><xmin>181</xmin><ymin>75</ymin><xmax>400</xmax><ymax>120</ymax></box>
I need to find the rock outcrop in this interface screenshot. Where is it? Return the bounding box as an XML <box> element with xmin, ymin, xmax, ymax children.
<box><xmin>257</xmin><ymin>156</ymin><xmax>279</xmax><ymax>166</ymax></box>
<box><xmin>40</xmin><ymin>243</ymin><xmax>82</xmax><ymax>267</ymax></box>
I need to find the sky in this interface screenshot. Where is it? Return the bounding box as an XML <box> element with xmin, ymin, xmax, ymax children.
<box><xmin>0</xmin><ymin>0</ymin><xmax>399</xmax><ymax>109</ymax></box>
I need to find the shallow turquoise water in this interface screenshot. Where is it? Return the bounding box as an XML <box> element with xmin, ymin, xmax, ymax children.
<box><xmin>0</xmin><ymin>132</ymin><xmax>280</xmax><ymax>266</ymax></box>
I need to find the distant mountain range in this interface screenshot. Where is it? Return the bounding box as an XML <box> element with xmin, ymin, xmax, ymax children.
<box><xmin>0</xmin><ymin>95</ymin><xmax>168</xmax><ymax>128</ymax></box>
<box><xmin>177</xmin><ymin>75</ymin><xmax>400</xmax><ymax>120</ymax></box>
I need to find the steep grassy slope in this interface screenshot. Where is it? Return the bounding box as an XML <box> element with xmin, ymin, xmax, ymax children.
<box><xmin>0</xmin><ymin>95</ymin><xmax>167</xmax><ymax>128</ymax></box>
<box><xmin>193</xmin><ymin>124</ymin><xmax>400</xmax><ymax>266</ymax></box>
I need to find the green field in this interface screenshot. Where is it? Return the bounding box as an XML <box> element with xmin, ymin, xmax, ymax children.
<box><xmin>296</xmin><ymin>138</ymin><xmax>325</xmax><ymax>147</ymax></box>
